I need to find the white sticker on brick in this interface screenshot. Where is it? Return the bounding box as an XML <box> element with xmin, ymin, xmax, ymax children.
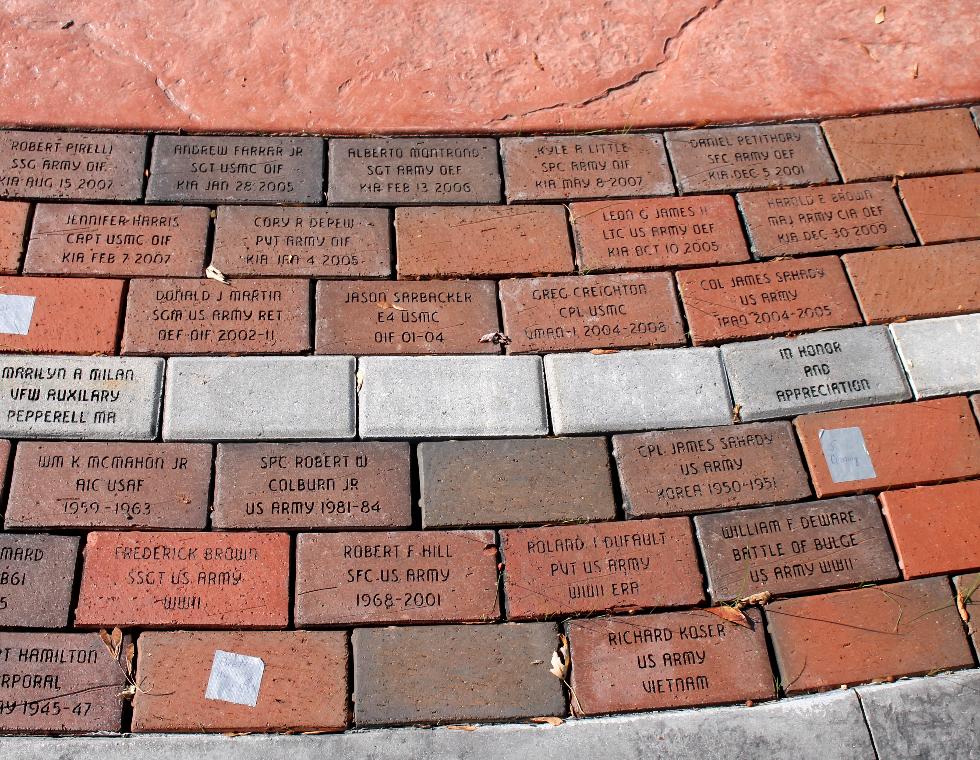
<box><xmin>0</xmin><ymin>294</ymin><xmax>36</xmax><ymax>335</ymax></box>
<box><xmin>819</xmin><ymin>427</ymin><xmax>877</xmax><ymax>483</ymax></box>
<box><xmin>205</xmin><ymin>650</ymin><xmax>265</xmax><ymax>707</ymax></box>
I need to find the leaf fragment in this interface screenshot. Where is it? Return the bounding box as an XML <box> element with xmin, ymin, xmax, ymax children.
<box><xmin>479</xmin><ymin>331</ymin><xmax>511</xmax><ymax>346</ymax></box>
<box><xmin>446</xmin><ymin>724</ymin><xmax>479</xmax><ymax>732</ymax></box>
<box><xmin>706</xmin><ymin>605</ymin><xmax>753</xmax><ymax>629</ymax></box>
<box><xmin>531</xmin><ymin>716</ymin><xmax>564</xmax><ymax>726</ymax></box>
<box><xmin>550</xmin><ymin>634</ymin><xmax>570</xmax><ymax>679</ymax></box>
<box><xmin>874</xmin><ymin>6</ymin><xmax>886</xmax><ymax>24</ymax></box>
<box><xmin>589</xmin><ymin>348</ymin><xmax>619</xmax><ymax>355</ymax></box>
<box><xmin>205</xmin><ymin>263</ymin><xmax>229</xmax><ymax>284</ymax></box>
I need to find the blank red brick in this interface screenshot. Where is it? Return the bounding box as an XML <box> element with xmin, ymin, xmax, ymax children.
<box><xmin>499</xmin><ymin>272</ymin><xmax>685</xmax><ymax>353</ymax></box>
<box><xmin>0</xmin><ymin>201</ymin><xmax>29</xmax><ymax>273</ymax></box>
<box><xmin>0</xmin><ymin>632</ymin><xmax>128</xmax><ymax>734</ymax></box>
<box><xmin>500</xmin><ymin>518</ymin><xmax>703</xmax><ymax>620</ymax></box>
<box><xmin>0</xmin><ymin>533</ymin><xmax>78</xmax><ymax>628</ymax></box>
<box><xmin>75</xmin><ymin>531</ymin><xmax>289</xmax><ymax>628</ymax></box>
<box><xmin>0</xmin><ymin>438</ymin><xmax>9</xmax><ymax>501</ymax></box>
<box><xmin>676</xmin><ymin>256</ymin><xmax>862</xmax><ymax>344</ymax></box>
<box><xmin>880</xmin><ymin>479</ymin><xmax>980</xmax><ymax>578</ymax></box>
<box><xmin>794</xmin><ymin>397</ymin><xmax>980</xmax><ymax>497</ymax></box>
<box><xmin>767</xmin><ymin>578</ymin><xmax>974</xmax><ymax>693</ymax></box>
<box><xmin>395</xmin><ymin>205</ymin><xmax>574</xmax><ymax>277</ymax></box>
<box><xmin>5</xmin><ymin>442</ymin><xmax>212</xmax><ymax>530</ymax></box>
<box><xmin>0</xmin><ymin>276</ymin><xmax>123</xmax><ymax>354</ymax></box>
<box><xmin>570</xmin><ymin>195</ymin><xmax>750</xmax><ymax>272</ymax></box>
<box><xmin>822</xmin><ymin>109</ymin><xmax>980</xmax><ymax>181</ymax></box>
<box><xmin>122</xmin><ymin>278</ymin><xmax>310</xmax><ymax>355</ymax></box>
<box><xmin>295</xmin><ymin>530</ymin><xmax>499</xmax><ymax>625</ymax></box>
<box><xmin>316</xmin><ymin>279</ymin><xmax>499</xmax><ymax>355</ymax></box>
<box><xmin>132</xmin><ymin>631</ymin><xmax>349</xmax><ymax>733</ymax></box>
<box><xmin>899</xmin><ymin>173</ymin><xmax>980</xmax><ymax>244</ymax></box>
<box><xmin>843</xmin><ymin>241</ymin><xmax>980</xmax><ymax>323</ymax></box>
<box><xmin>567</xmin><ymin>608</ymin><xmax>774</xmax><ymax>715</ymax></box>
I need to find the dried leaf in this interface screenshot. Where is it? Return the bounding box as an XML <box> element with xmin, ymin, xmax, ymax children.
<box><xmin>98</xmin><ymin>628</ymin><xmax>114</xmax><ymax>652</ymax></box>
<box><xmin>731</xmin><ymin>404</ymin><xmax>742</xmax><ymax>423</ymax></box>
<box><xmin>531</xmin><ymin>716</ymin><xmax>564</xmax><ymax>726</ymax></box>
<box><xmin>911</xmin><ymin>62</ymin><xmax>919</xmax><ymax>79</ymax></box>
<box><xmin>378</xmin><ymin>300</ymin><xmax>406</xmax><ymax>311</ymax></box>
<box><xmin>737</xmin><ymin>591</ymin><xmax>772</xmax><ymax>609</ymax></box>
<box><xmin>446</xmin><ymin>725</ymin><xmax>479</xmax><ymax>732</ymax></box>
<box><xmin>957</xmin><ymin>589</ymin><xmax>970</xmax><ymax>624</ymax></box>
<box><xmin>479</xmin><ymin>331</ymin><xmax>511</xmax><ymax>346</ymax></box>
<box><xmin>550</xmin><ymin>634</ymin><xmax>570</xmax><ymax>679</ymax></box>
<box><xmin>589</xmin><ymin>348</ymin><xmax>619</xmax><ymax>355</ymax></box>
<box><xmin>355</xmin><ymin>367</ymin><xmax>364</xmax><ymax>393</ymax></box>
<box><xmin>124</xmin><ymin>642</ymin><xmax>136</xmax><ymax>677</ymax></box>
<box><xmin>110</xmin><ymin>627</ymin><xmax>123</xmax><ymax>658</ymax></box>
<box><xmin>874</xmin><ymin>5</ymin><xmax>886</xmax><ymax>23</ymax></box>
<box><xmin>205</xmin><ymin>263</ymin><xmax>229</xmax><ymax>284</ymax></box>
<box><xmin>706</xmin><ymin>605</ymin><xmax>753</xmax><ymax>629</ymax></box>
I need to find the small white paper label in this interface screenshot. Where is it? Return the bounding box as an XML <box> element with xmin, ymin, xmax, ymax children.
<box><xmin>0</xmin><ymin>295</ymin><xmax>36</xmax><ymax>335</ymax></box>
<box><xmin>205</xmin><ymin>650</ymin><xmax>265</xmax><ymax>707</ymax></box>
<box><xmin>819</xmin><ymin>427</ymin><xmax>876</xmax><ymax>483</ymax></box>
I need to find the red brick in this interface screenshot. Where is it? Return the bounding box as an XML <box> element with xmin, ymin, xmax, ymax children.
<box><xmin>122</xmin><ymin>278</ymin><xmax>310</xmax><ymax>355</ymax></box>
<box><xmin>5</xmin><ymin>442</ymin><xmax>211</xmax><ymax>530</ymax></box>
<box><xmin>0</xmin><ymin>276</ymin><xmax>123</xmax><ymax>354</ymax></box>
<box><xmin>500</xmin><ymin>134</ymin><xmax>673</xmax><ymax>201</ymax></box>
<box><xmin>0</xmin><ymin>201</ymin><xmax>29</xmax><ymax>273</ymax></box>
<box><xmin>880</xmin><ymin>480</ymin><xmax>980</xmax><ymax>579</ymax></box>
<box><xmin>822</xmin><ymin>109</ymin><xmax>980</xmax><ymax>182</ymax></box>
<box><xmin>0</xmin><ymin>533</ymin><xmax>78</xmax><ymax>628</ymax></box>
<box><xmin>694</xmin><ymin>496</ymin><xmax>899</xmax><ymax>601</ymax></box>
<box><xmin>677</xmin><ymin>256</ymin><xmax>862</xmax><ymax>345</ymax></box>
<box><xmin>500</xmin><ymin>518</ymin><xmax>703</xmax><ymax>620</ymax></box>
<box><xmin>395</xmin><ymin>205</ymin><xmax>574</xmax><ymax>277</ymax></box>
<box><xmin>570</xmin><ymin>195</ymin><xmax>750</xmax><ymax>272</ymax></box>
<box><xmin>315</xmin><ymin>279</ymin><xmax>499</xmax><ymax>355</ymax></box>
<box><xmin>352</xmin><ymin>623</ymin><xmax>564</xmax><ymax>725</ymax></box>
<box><xmin>0</xmin><ymin>632</ymin><xmax>128</xmax><ymax>734</ymax></box>
<box><xmin>213</xmin><ymin>442</ymin><xmax>411</xmax><ymax>530</ymax></box>
<box><xmin>767</xmin><ymin>578</ymin><xmax>974</xmax><ymax>693</ymax></box>
<box><xmin>75</xmin><ymin>531</ymin><xmax>289</xmax><ymax>628</ymax></box>
<box><xmin>666</xmin><ymin>124</ymin><xmax>837</xmax><ymax>192</ymax></box>
<box><xmin>737</xmin><ymin>182</ymin><xmax>915</xmax><ymax>257</ymax></box>
<box><xmin>974</xmin><ymin>394</ymin><xmax>980</xmax><ymax>424</ymax></box>
<box><xmin>614</xmin><ymin>422</ymin><xmax>811</xmax><ymax>517</ymax></box>
<box><xmin>954</xmin><ymin>573</ymin><xmax>978</xmax><ymax>652</ymax></box>
<box><xmin>899</xmin><ymin>172</ymin><xmax>980</xmax><ymax>244</ymax></box>
<box><xmin>132</xmin><ymin>631</ymin><xmax>349</xmax><ymax>733</ymax></box>
<box><xmin>0</xmin><ymin>438</ymin><xmax>9</xmax><ymax>502</ymax></box>
<box><xmin>843</xmin><ymin>241</ymin><xmax>980</xmax><ymax>323</ymax></box>
<box><xmin>295</xmin><ymin>530</ymin><xmax>499</xmax><ymax>625</ymax></box>
<box><xmin>567</xmin><ymin>608</ymin><xmax>774</xmax><ymax>715</ymax></box>
<box><xmin>25</xmin><ymin>204</ymin><xmax>209</xmax><ymax>276</ymax></box>
<box><xmin>794</xmin><ymin>397</ymin><xmax>980</xmax><ymax>497</ymax></box>
<box><xmin>211</xmin><ymin>206</ymin><xmax>391</xmax><ymax>277</ymax></box>
<box><xmin>500</xmin><ymin>272</ymin><xmax>684</xmax><ymax>353</ymax></box>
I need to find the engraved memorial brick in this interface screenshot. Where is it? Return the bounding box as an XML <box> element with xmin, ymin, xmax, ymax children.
<box><xmin>295</xmin><ymin>530</ymin><xmax>499</xmax><ymax>625</ymax></box>
<box><xmin>737</xmin><ymin>182</ymin><xmax>915</xmax><ymax>257</ymax></box>
<box><xmin>419</xmin><ymin>437</ymin><xmax>617</xmax><ymax>528</ymax></box>
<box><xmin>665</xmin><ymin>125</ymin><xmax>837</xmax><ymax>193</ymax></box>
<box><xmin>694</xmin><ymin>496</ymin><xmax>899</xmax><ymax>601</ymax></box>
<box><xmin>328</xmin><ymin>138</ymin><xmax>500</xmax><ymax>204</ymax></box>
<box><xmin>395</xmin><ymin>205</ymin><xmax>574</xmax><ymax>277</ymax></box>
<box><xmin>5</xmin><ymin>442</ymin><xmax>211</xmax><ymax>530</ymax></box>
<box><xmin>613</xmin><ymin>421</ymin><xmax>811</xmax><ymax>517</ymax></box>
<box><xmin>500</xmin><ymin>518</ymin><xmax>704</xmax><ymax>619</ymax></box>
<box><xmin>0</xmin><ymin>276</ymin><xmax>124</xmax><ymax>354</ymax></box>
<box><xmin>0</xmin><ymin>355</ymin><xmax>164</xmax><ymax>439</ymax></box>
<box><xmin>212</xmin><ymin>442</ymin><xmax>411</xmax><ymax>530</ymax></box>
<box><xmin>25</xmin><ymin>203</ymin><xmax>209</xmax><ymax>277</ymax></box>
<box><xmin>0</xmin><ymin>534</ymin><xmax>79</xmax><ymax>628</ymax></box>
<box><xmin>570</xmin><ymin>195</ymin><xmax>750</xmax><ymax>272</ymax></box>
<box><xmin>721</xmin><ymin>326</ymin><xmax>911</xmax><ymax>420</ymax></box>
<box><xmin>0</xmin><ymin>632</ymin><xmax>128</xmax><ymax>734</ymax></box>
<box><xmin>316</xmin><ymin>279</ymin><xmax>499</xmax><ymax>355</ymax></box>
<box><xmin>500</xmin><ymin>134</ymin><xmax>673</xmax><ymax>201</ymax></box>
<box><xmin>75</xmin><ymin>531</ymin><xmax>289</xmax><ymax>628</ymax></box>
<box><xmin>676</xmin><ymin>256</ymin><xmax>863</xmax><ymax>344</ymax></box>
<box><xmin>122</xmin><ymin>278</ymin><xmax>311</xmax><ymax>355</ymax></box>
<box><xmin>567</xmin><ymin>608</ymin><xmax>774</xmax><ymax>715</ymax></box>
<box><xmin>499</xmin><ymin>272</ymin><xmax>685</xmax><ymax>353</ymax></box>
<box><xmin>0</xmin><ymin>201</ymin><xmax>29</xmax><ymax>273</ymax></box>
<box><xmin>147</xmin><ymin>135</ymin><xmax>322</xmax><ymax>204</ymax></box>
<box><xmin>211</xmin><ymin>206</ymin><xmax>391</xmax><ymax>278</ymax></box>
<box><xmin>0</xmin><ymin>131</ymin><xmax>147</xmax><ymax>201</ymax></box>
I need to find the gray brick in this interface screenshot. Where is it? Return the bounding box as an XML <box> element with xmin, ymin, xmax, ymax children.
<box><xmin>544</xmin><ymin>347</ymin><xmax>732</xmax><ymax>435</ymax></box>
<box><xmin>163</xmin><ymin>357</ymin><xmax>355</xmax><ymax>440</ymax></box>
<box><xmin>890</xmin><ymin>314</ymin><xmax>980</xmax><ymax>398</ymax></box>
<box><xmin>0</xmin><ymin>355</ymin><xmax>163</xmax><ymax>439</ymax></box>
<box><xmin>358</xmin><ymin>356</ymin><xmax>548</xmax><ymax>438</ymax></box>
<box><xmin>721</xmin><ymin>326</ymin><xmax>910</xmax><ymax>421</ymax></box>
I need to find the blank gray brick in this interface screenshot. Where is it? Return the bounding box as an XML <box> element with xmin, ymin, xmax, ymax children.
<box><xmin>163</xmin><ymin>357</ymin><xmax>355</xmax><ymax>440</ymax></box>
<box><xmin>544</xmin><ymin>347</ymin><xmax>732</xmax><ymax>435</ymax></box>
<box><xmin>0</xmin><ymin>355</ymin><xmax>163</xmax><ymax>439</ymax></box>
<box><xmin>721</xmin><ymin>326</ymin><xmax>911</xmax><ymax>421</ymax></box>
<box><xmin>890</xmin><ymin>314</ymin><xmax>980</xmax><ymax>398</ymax></box>
<box><xmin>358</xmin><ymin>356</ymin><xmax>548</xmax><ymax>438</ymax></box>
